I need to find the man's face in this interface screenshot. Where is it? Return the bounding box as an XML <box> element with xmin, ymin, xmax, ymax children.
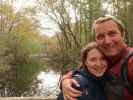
<box><xmin>95</xmin><ymin>20</ymin><xmax>125</xmax><ymax>57</ymax></box>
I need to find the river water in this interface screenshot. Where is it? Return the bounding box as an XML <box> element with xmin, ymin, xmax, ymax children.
<box><xmin>36</xmin><ymin>70</ymin><xmax>61</xmax><ymax>97</ymax></box>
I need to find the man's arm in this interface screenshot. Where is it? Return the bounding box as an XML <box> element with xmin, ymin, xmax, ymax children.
<box><xmin>128</xmin><ymin>57</ymin><xmax>133</xmax><ymax>84</ymax></box>
<box><xmin>61</xmin><ymin>72</ymin><xmax>82</xmax><ymax>100</ymax></box>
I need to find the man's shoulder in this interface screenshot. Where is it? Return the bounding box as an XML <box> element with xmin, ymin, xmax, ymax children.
<box><xmin>124</xmin><ymin>47</ymin><xmax>133</xmax><ymax>64</ymax></box>
<box><xmin>127</xmin><ymin>47</ymin><xmax>133</xmax><ymax>52</ymax></box>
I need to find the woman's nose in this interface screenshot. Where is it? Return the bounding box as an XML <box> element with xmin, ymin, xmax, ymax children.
<box><xmin>95</xmin><ymin>59</ymin><xmax>101</xmax><ymax>67</ymax></box>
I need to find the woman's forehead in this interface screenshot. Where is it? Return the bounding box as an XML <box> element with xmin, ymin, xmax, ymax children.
<box><xmin>87</xmin><ymin>48</ymin><xmax>103</xmax><ymax>57</ymax></box>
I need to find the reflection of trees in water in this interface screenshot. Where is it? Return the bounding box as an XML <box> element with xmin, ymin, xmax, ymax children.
<box><xmin>0</xmin><ymin>69</ymin><xmax>60</xmax><ymax>97</ymax></box>
<box><xmin>0</xmin><ymin>64</ymin><xmax>41</xmax><ymax>96</ymax></box>
<box><xmin>0</xmin><ymin>87</ymin><xmax>18</xmax><ymax>96</ymax></box>
<box><xmin>0</xmin><ymin>66</ymin><xmax>20</xmax><ymax>96</ymax></box>
<box><xmin>22</xmin><ymin>72</ymin><xmax>60</xmax><ymax>97</ymax></box>
<box><xmin>38</xmin><ymin>85</ymin><xmax>60</xmax><ymax>96</ymax></box>
<box><xmin>0</xmin><ymin>79</ymin><xmax>19</xmax><ymax>96</ymax></box>
<box><xmin>0</xmin><ymin>80</ymin><xmax>60</xmax><ymax>97</ymax></box>
<box><xmin>22</xmin><ymin>77</ymin><xmax>42</xmax><ymax>96</ymax></box>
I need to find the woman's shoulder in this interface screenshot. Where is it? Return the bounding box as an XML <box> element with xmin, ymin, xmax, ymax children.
<box><xmin>72</xmin><ymin>68</ymin><xmax>96</xmax><ymax>87</ymax></box>
<box><xmin>71</xmin><ymin>68</ymin><xmax>93</xmax><ymax>92</ymax></box>
<box><xmin>72</xmin><ymin>68</ymin><xmax>91</xmax><ymax>80</ymax></box>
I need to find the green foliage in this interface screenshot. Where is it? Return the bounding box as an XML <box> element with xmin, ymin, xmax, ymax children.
<box><xmin>37</xmin><ymin>0</ymin><xmax>103</xmax><ymax>73</ymax></box>
<box><xmin>47</xmin><ymin>43</ymin><xmax>81</xmax><ymax>72</ymax></box>
<box><xmin>0</xmin><ymin>0</ymin><xmax>44</xmax><ymax>96</ymax></box>
<box><xmin>15</xmin><ymin>59</ymin><xmax>42</xmax><ymax>95</ymax></box>
<box><xmin>0</xmin><ymin>63</ymin><xmax>10</xmax><ymax>73</ymax></box>
<box><xmin>1</xmin><ymin>32</ymin><xmax>43</xmax><ymax>96</ymax></box>
<box><xmin>25</xmin><ymin>39</ymin><xmax>42</xmax><ymax>54</ymax></box>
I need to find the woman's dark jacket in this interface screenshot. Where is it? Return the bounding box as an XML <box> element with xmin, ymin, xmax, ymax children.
<box><xmin>57</xmin><ymin>67</ymin><xmax>108</xmax><ymax>100</ymax></box>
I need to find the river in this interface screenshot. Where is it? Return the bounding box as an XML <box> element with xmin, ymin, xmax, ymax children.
<box><xmin>35</xmin><ymin>70</ymin><xmax>61</xmax><ymax>97</ymax></box>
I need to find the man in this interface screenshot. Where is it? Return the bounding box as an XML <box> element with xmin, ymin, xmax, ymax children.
<box><xmin>61</xmin><ymin>15</ymin><xmax>133</xmax><ymax>100</ymax></box>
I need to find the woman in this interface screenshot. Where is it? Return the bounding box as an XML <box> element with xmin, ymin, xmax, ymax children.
<box><xmin>57</xmin><ymin>42</ymin><xmax>108</xmax><ymax>100</ymax></box>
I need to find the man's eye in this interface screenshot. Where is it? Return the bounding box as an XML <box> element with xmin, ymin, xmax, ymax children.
<box><xmin>108</xmin><ymin>32</ymin><xmax>117</xmax><ymax>36</ymax></box>
<box><xmin>96</xmin><ymin>34</ymin><xmax>104</xmax><ymax>40</ymax></box>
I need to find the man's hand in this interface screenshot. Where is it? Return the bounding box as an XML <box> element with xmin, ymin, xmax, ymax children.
<box><xmin>62</xmin><ymin>77</ymin><xmax>82</xmax><ymax>100</ymax></box>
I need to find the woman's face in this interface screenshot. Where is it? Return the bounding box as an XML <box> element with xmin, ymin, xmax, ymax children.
<box><xmin>85</xmin><ymin>48</ymin><xmax>108</xmax><ymax>77</ymax></box>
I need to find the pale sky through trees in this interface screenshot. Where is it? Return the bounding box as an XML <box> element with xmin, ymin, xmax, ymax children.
<box><xmin>12</xmin><ymin>0</ymin><xmax>112</xmax><ymax>37</ymax></box>
<box><xmin>13</xmin><ymin>0</ymin><xmax>60</xmax><ymax>37</ymax></box>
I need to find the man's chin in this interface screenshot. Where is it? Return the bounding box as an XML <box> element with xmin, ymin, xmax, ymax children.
<box><xmin>104</xmin><ymin>51</ymin><xmax>118</xmax><ymax>57</ymax></box>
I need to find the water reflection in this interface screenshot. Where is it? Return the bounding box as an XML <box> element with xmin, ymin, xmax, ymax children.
<box><xmin>37</xmin><ymin>70</ymin><xmax>60</xmax><ymax>96</ymax></box>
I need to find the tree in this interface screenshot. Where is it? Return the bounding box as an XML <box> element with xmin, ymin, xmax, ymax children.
<box><xmin>0</xmin><ymin>0</ymin><xmax>43</xmax><ymax>96</ymax></box>
<box><xmin>36</xmin><ymin>0</ymin><xmax>104</xmax><ymax>73</ymax></box>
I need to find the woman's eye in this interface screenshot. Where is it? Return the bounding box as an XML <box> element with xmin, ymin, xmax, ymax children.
<box><xmin>89</xmin><ymin>58</ymin><xmax>96</xmax><ymax>62</ymax></box>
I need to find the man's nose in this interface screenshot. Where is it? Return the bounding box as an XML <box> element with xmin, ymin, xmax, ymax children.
<box><xmin>104</xmin><ymin>35</ymin><xmax>112</xmax><ymax>44</ymax></box>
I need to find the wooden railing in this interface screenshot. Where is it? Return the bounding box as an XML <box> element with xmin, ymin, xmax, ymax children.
<box><xmin>0</xmin><ymin>96</ymin><xmax>56</xmax><ymax>100</ymax></box>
